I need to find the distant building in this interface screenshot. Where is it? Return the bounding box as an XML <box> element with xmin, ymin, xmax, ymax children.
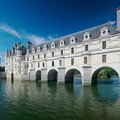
<box><xmin>5</xmin><ymin>8</ymin><xmax>120</xmax><ymax>85</ymax></box>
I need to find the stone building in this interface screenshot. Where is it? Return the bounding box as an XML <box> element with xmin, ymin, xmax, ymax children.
<box><xmin>5</xmin><ymin>8</ymin><xmax>120</xmax><ymax>85</ymax></box>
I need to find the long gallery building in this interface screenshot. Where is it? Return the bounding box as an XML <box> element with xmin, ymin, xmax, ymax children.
<box><xmin>5</xmin><ymin>8</ymin><xmax>120</xmax><ymax>85</ymax></box>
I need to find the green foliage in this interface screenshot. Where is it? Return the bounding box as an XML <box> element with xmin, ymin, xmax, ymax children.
<box><xmin>97</xmin><ymin>68</ymin><xmax>118</xmax><ymax>79</ymax></box>
<box><xmin>0</xmin><ymin>66</ymin><xmax>5</xmax><ymax>72</ymax></box>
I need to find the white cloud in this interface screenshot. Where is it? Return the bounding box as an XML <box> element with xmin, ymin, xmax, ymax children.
<box><xmin>0</xmin><ymin>23</ymin><xmax>58</xmax><ymax>45</ymax></box>
<box><xmin>25</xmin><ymin>34</ymin><xmax>47</xmax><ymax>45</ymax></box>
<box><xmin>0</xmin><ymin>24</ymin><xmax>21</xmax><ymax>39</ymax></box>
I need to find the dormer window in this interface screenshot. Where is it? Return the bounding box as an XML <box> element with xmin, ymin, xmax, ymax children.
<box><xmin>43</xmin><ymin>44</ymin><xmax>47</xmax><ymax>50</ymax></box>
<box><xmin>60</xmin><ymin>40</ymin><xmax>64</xmax><ymax>46</ymax></box>
<box><xmin>70</xmin><ymin>36</ymin><xmax>76</xmax><ymax>44</ymax></box>
<box><xmin>37</xmin><ymin>46</ymin><xmax>40</xmax><ymax>52</ymax></box>
<box><xmin>51</xmin><ymin>42</ymin><xmax>55</xmax><ymax>49</ymax></box>
<box><xmin>100</xmin><ymin>27</ymin><xmax>109</xmax><ymax>37</ymax></box>
<box><xmin>83</xmin><ymin>32</ymin><xmax>90</xmax><ymax>40</ymax></box>
<box><xmin>32</xmin><ymin>48</ymin><xmax>35</xmax><ymax>53</ymax></box>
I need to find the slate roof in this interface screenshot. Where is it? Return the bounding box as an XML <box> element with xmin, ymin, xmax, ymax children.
<box><xmin>33</xmin><ymin>22</ymin><xmax>120</xmax><ymax>51</ymax></box>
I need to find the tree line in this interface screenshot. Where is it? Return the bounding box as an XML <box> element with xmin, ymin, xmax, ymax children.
<box><xmin>98</xmin><ymin>68</ymin><xmax>118</xmax><ymax>79</ymax></box>
<box><xmin>0</xmin><ymin>66</ymin><xmax>5</xmax><ymax>72</ymax></box>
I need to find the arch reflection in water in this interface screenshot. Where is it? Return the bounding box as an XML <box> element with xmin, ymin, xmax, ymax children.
<box><xmin>65</xmin><ymin>69</ymin><xmax>82</xmax><ymax>84</ymax></box>
<box><xmin>92</xmin><ymin>84</ymin><xmax>120</xmax><ymax>104</ymax></box>
<box><xmin>92</xmin><ymin>67</ymin><xmax>119</xmax><ymax>85</ymax></box>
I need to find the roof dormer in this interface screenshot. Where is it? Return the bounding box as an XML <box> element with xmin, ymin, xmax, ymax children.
<box><xmin>70</xmin><ymin>36</ymin><xmax>76</xmax><ymax>44</ymax></box>
<box><xmin>100</xmin><ymin>27</ymin><xmax>109</xmax><ymax>37</ymax></box>
<box><xmin>51</xmin><ymin>42</ymin><xmax>55</xmax><ymax>49</ymax></box>
<box><xmin>32</xmin><ymin>47</ymin><xmax>35</xmax><ymax>53</ymax></box>
<box><xmin>83</xmin><ymin>32</ymin><xmax>90</xmax><ymax>40</ymax></box>
<box><xmin>60</xmin><ymin>39</ymin><xmax>64</xmax><ymax>47</ymax></box>
<box><xmin>43</xmin><ymin>44</ymin><xmax>47</xmax><ymax>51</ymax></box>
<box><xmin>37</xmin><ymin>46</ymin><xmax>40</xmax><ymax>52</ymax></box>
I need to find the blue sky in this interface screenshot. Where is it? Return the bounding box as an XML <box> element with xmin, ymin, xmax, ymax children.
<box><xmin>0</xmin><ymin>0</ymin><xmax>120</xmax><ymax>65</ymax></box>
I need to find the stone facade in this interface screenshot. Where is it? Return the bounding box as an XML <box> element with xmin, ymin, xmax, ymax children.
<box><xmin>5</xmin><ymin>8</ymin><xmax>120</xmax><ymax>85</ymax></box>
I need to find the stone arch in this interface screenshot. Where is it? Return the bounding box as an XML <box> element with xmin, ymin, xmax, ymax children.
<box><xmin>48</xmin><ymin>69</ymin><xmax>58</xmax><ymax>82</ymax></box>
<box><xmin>92</xmin><ymin>66</ymin><xmax>119</xmax><ymax>84</ymax></box>
<box><xmin>65</xmin><ymin>69</ymin><xmax>82</xmax><ymax>83</ymax></box>
<box><xmin>36</xmin><ymin>70</ymin><xmax>41</xmax><ymax>81</ymax></box>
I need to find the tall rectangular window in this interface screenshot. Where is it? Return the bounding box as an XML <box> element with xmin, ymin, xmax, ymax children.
<box><xmin>85</xmin><ymin>45</ymin><xmax>88</xmax><ymax>51</ymax></box>
<box><xmin>102</xmin><ymin>55</ymin><xmax>106</xmax><ymax>63</ymax></box>
<box><xmin>42</xmin><ymin>62</ymin><xmax>44</xmax><ymax>67</ymax></box>
<box><xmin>38</xmin><ymin>54</ymin><xmax>40</xmax><ymax>59</ymax></box>
<box><xmin>52</xmin><ymin>52</ymin><xmax>54</xmax><ymax>57</ymax></box>
<box><xmin>33</xmin><ymin>55</ymin><xmax>34</xmax><ymax>60</ymax></box>
<box><xmin>102</xmin><ymin>41</ymin><xmax>106</xmax><ymax>49</ymax></box>
<box><xmin>61</xmin><ymin>50</ymin><xmax>63</xmax><ymax>55</ymax></box>
<box><xmin>52</xmin><ymin>61</ymin><xmax>54</xmax><ymax>66</ymax></box>
<box><xmin>71</xmin><ymin>47</ymin><xmax>74</xmax><ymax>54</ymax></box>
<box><xmin>27</xmin><ymin>57</ymin><xmax>29</xmax><ymax>61</ymax></box>
<box><xmin>38</xmin><ymin>63</ymin><xmax>40</xmax><ymax>67</ymax></box>
<box><xmin>44</xmin><ymin>53</ymin><xmax>46</xmax><ymax>58</ymax></box>
<box><xmin>71</xmin><ymin>58</ymin><xmax>74</xmax><ymax>65</ymax></box>
<box><xmin>59</xmin><ymin>60</ymin><xmax>62</xmax><ymax>66</ymax></box>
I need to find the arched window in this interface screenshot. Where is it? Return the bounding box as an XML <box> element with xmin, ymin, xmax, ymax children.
<box><xmin>61</xmin><ymin>50</ymin><xmax>63</xmax><ymax>55</ymax></box>
<box><xmin>71</xmin><ymin>47</ymin><xmax>74</xmax><ymax>54</ymax></box>
<box><xmin>102</xmin><ymin>41</ymin><xmax>106</xmax><ymax>49</ymax></box>
<box><xmin>84</xmin><ymin>57</ymin><xmax>87</xmax><ymax>64</ymax></box>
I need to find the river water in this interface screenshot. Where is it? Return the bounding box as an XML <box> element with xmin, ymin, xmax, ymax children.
<box><xmin>0</xmin><ymin>79</ymin><xmax>120</xmax><ymax>120</ymax></box>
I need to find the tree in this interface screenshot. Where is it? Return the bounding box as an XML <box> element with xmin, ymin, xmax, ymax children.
<box><xmin>0</xmin><ymin>66</ymin><xmax>5</xmax><ymax>72</ymax></box>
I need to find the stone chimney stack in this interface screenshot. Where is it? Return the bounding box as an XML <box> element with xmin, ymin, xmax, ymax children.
<box><xmin>117</xmin><ymin>8</ymin><xmax>120</xmax><ymax>31</ymax></box>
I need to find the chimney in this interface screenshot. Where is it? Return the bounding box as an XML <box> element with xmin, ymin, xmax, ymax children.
<box><xmin>117</xmin><ymin>8</ymin><xmax>120</xmax><ymax>31</ymax></box>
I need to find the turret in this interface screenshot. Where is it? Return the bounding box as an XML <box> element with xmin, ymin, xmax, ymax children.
<box><xmin>117</xmin><ymin>8</ymin><xmax>120</xmax><ymax>31</ymax></box>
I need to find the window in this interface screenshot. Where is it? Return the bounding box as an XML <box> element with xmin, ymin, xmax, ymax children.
<box><xmin>52</xmin><ymin>61</ymin><xmax>54</xmax><ymax>67</ymax></box>
<box><xmin>42</xmin><ymin>62</ymin><xmax>44</xmax><ymax>67</ymax></box>
<box><xmin>102</xmin><ymin>41</ymin><xmax>106</xmax><ymax>49</ymax></box>
<box><xmin>31</xmin><ymin>63</ymin><xmax>33</xmax><ymax>68</ymax></box>
<box><xmin>102</xmin><ymin>55</ymin><xmax>106</xmax><ymax>63</ymax></box>
<box><xmin>38</xmin><ymin>54</ymin><xmax>40</xmax><ymax>59</ymax></box>
<box><xmin>103</xmin><ymin>31</ymin><xmax>106</xmax><ymax>34</ymax></box>
<box><xmin>33</xmin><ymin>55</ymin><xmax>34</xmax><ymax>60</ymax></box>
<box><xmin>84</xmin><ymin>57</ymin><xmax>87</xmax><ymax>64</ymax></box>
<box><xmin>85</xmin><ymin>45</ymin><xmax>88</xmax><ymax>51</ymax></box>
<box><xmin>71</xmin><ymin>58</ymin><xmax>74</xmax><ymax>65</ymax></box>
<box><xmin>44</xmin><ymin>53</ymin><xmax>46</xmax><ymax>58</ymax></box>
<box><xmin>27</xmin><ymin>64</ymin><xmax>29</xmax><ymax>68</ymax></box>
<box><xmin>52</xmin><ymin>51</ymin><xmax>54</xmax><ymax>57</ymax></box>
<box><xmin>61</xmin><ymin>50</ymin><xmax>63</xmax><ymax>55</ymax></box>
<box><xmin>59</xmin><ymin>60</ymin><xmax>62</xmax><ymax>66</ymax></box>
<box><xmin>38</xmin><ymin>63</ymin><xmax>40</xmax><ymax>67</ymax></box>
<box><xmin>71</xmin><ymin>47</ymin><xmax>74</xmax><ymax>54</ymax></box>
<box><xmin>27</xmin><ymin>57</ymin><xmax>29</xmax><ymax>61</ymax></box>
